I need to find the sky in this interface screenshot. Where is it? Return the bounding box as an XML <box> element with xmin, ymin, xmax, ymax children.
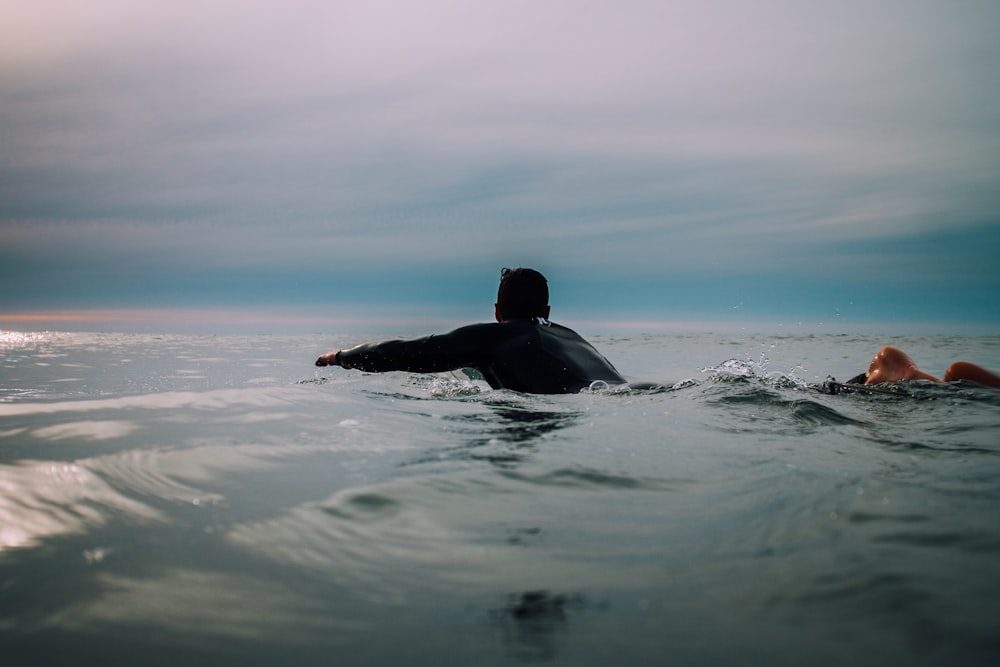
<box><xmin>2</xmin><ymin>0</ymin><xmax>999</xmax><ymax>334</ymax></box>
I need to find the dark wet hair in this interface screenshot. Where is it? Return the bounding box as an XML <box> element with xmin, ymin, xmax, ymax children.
<box><xmin>497</xmin><ymin>267</ymin><xmax>549</xmax><ymax>319</ymax></box>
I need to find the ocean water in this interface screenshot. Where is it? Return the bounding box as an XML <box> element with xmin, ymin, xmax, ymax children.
<box><xmin>2</xmin><ymin>329</ymin><xmax>999</xmax><ymax>666</ymax></box>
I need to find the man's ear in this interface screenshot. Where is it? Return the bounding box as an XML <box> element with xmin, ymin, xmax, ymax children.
<box><xmin>543</xmin><ymin>305</ymin><xmax>551</xmax><ymax>319</ymax></box>
<box><xmin>495</xmin><ymin>303</ymin><xmax>503</xmax><ymax>322</ymax></box>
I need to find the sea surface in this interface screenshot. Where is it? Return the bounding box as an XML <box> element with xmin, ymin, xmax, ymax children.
<box><xmin>2</xmin><ymin>329</ymin><xmax>999</xmax><ymax>666</ymax></box>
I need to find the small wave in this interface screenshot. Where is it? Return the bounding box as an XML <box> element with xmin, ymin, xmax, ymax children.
<box><xmin>429</xmin><ymin>373</ymin><xmax>487</xmax><ymax>398</ymax></box>
<box><xmin>582</xmin><ymin>379</ymin><xmax>691</xmax><ymax>395</ymax></box>
<box><xmin>704</xmin><ymin>357</ymin><xmax>810</xmax><ymax>391</ymax></box>
<box><xmin>30</xmin><ymin>419</ymin><xmax>140</xmax><ymax>441</ymax></box>
<box><xmin>705</xmin><ymin>357</ymin><xmax>762</xmax><ymax>380</ymax></box>
<box><xmin>0</xmin><ymin>387</ymin><xmax>308</xmax><ymax>418</ymax></box>
<box><xmin>0</xmin><ymin>459</ymin><xmax>166</xmax><ymax>550</ymax></box>
<box><xmin>845</xmin><ymin>510</ymin><xmax>930</xmax><ymax>525</ymax></box>
<box><xmin>819</xmin><ymin>379</ymin><xmax>1000</xmax><ymax>405</ymax></box>
<box><xmin>322</xmin><ymin>491</ymin><xmax>401</xmax><ymax>520</ymax></box>
<box><xmin>704</xmin><ymin>382</ymin><xmax>782</xmax><ymax>404</ymax></box>
<box><xmin>787</xmin><ymin>399</ymin><xmax>864</xmax><ymax>426</ymax></box>
<box><xmin>796</xmin><ymin>571</ymin><xmax>931</xmax><ymax>614</ymax></box>
<box><xmin>499</xmin><ymin>466</ymin><xmax>687</xmax><ymax>492</ymax></box>
<box><xmin>295</xmin><ymin>377</ymin><xmax>333</xmax><ymax>386</ymax></box>
<box><xmin>692</xmin><ymin>357</ymin><xmax>874</xmax><ymax>428</ymax></box>
<box><xmin>863</xmin><ymin>437</ymin><xmax>999</xmax><ymax>456</ymax></box>
<box><xmin>702</xmin><ymin>382</ymin><xmax>864</xmax><ymax>429</ymax></box>
<box><xmin>91</xmin><ymin>447</ymin><xmax>232</xmax><ymax>507</ymax></box>
<box><xmin>872</xmin><ymin>529</ymin><xmax>1000</xmax><ymax>552</ymax></box>
<box><xmin>898</xmin><ymin>381</ymin><xmax>1000</xmax><ymax>405</ymax></box>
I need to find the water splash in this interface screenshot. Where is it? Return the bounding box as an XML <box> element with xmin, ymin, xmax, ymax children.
<box><xmin>704</xmin><ymin>355</ymin><xmax>809</xmax><ymax>390</ymax></box>
<box><xmin>428</xmin><ymin>373</ymin><xmax>486</xmax><ymax>398</ymax></box>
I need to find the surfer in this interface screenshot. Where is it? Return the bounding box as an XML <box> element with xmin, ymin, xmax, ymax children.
<box><xmin>855</xmin><ymin>346</ymin><xmax>1000</xmax><ymax>389</ymax></box>
<box><xmin>315</xmin><ymin>267</ymin><xmax>626</xmax><ymax>394</ymax></box>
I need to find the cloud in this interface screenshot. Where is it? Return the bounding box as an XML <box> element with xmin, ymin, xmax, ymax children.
<box><xmin>2</xmin><ymin>1</ymin><xmax>999</xmax><ymax>326</ymax></box>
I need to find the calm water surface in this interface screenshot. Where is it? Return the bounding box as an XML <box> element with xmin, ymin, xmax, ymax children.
<box><xmin>2</xmin><ymin>330</ymin><xmax>999</xmax><ymax>665</ymax></box>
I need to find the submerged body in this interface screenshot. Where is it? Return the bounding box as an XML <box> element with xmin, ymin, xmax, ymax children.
<box><xmin>330</xmin><ymin>318</ymin><xmax>626</xmax><ymax>394</ymax></box>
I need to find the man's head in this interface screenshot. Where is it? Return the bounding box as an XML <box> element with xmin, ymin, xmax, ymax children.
<box><xmin>495</xmin><ymin>267</ymin><xmax>551</xmax><ymax>322</ymax></box>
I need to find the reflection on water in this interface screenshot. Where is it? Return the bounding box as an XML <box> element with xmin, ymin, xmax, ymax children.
<box><xmin>488</xmin><ymin>405</ymin><xmax>579</xmax><ymax>443</ymax></box>
<box><xmin>468</xmin><ymin>404</ymin><xmax>579</xmax><ymax>468</ymax></box>
<box><xmin>493</xmin><ymin>590</ymin><xmax>589</xmax><ymax>663</ymax></box>
<box><xmin>0</xmin><ymin>331</ymin><xmax>52</xmax><ymax>351</ymax></box>
<box><xmin>0</xmin><ymin>459</ymin><xmax>166</xmax><ymax>550</ymax></box>
<box><xmin>404</xmin><ymin>400</ymin><xmax>580</xmax><ymax>469</ymax></box>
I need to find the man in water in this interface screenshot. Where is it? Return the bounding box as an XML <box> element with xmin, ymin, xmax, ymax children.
<box><xmin>857</xmin><ymin>346</ymin><xmax>1000</xmax><ymax>389</ymax></box>
<box><xmin>315</xmin><ymin>267</ymin><xmax>626</xmax><ymax>394</ymax></box>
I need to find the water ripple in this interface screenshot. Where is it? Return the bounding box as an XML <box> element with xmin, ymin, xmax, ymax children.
<box><xmin>499</xmin><ymin>466</ymin><xmax>688</xmax><ymax>492</ymax></box>
<box><xmin>0</xmin><ymin>459</ymin><xmax>165</xmax><ymax>551</ymax></box>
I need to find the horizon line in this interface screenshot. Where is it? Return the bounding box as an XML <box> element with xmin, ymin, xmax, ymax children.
<box><xmin>1</xmin><ymin>307</ymin><xmax>997</xmax><ymax>336</ymax></box>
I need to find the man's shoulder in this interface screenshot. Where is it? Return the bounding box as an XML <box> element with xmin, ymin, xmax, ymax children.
<box><xmin>445</xmin><ymin>319</ymin><xmax>580</xmax><ymax>339</ymax></box>
<box><xmin>436</xmin><ymin>321</ymin><xmax>509</xmax><ymax>342</ymax></box>
<box><xmin>535</xmin><ymin>319</ymin><xmax>583</xmax><ymax>336</ymax></box>
<box><xmin>446</xmin><ymin>321</ymin><xmax>505</xmax><ymax>334</ymax></box>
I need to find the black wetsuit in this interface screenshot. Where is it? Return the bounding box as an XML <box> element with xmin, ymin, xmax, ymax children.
<box><xmin>335</xmin><ymin>318</ymin><xmax>625</xmax><ymax>394</ymax></box>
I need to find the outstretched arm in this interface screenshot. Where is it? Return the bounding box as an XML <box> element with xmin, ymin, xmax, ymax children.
<box><xmin>314</xmin><ymin>324</ymin><xmax>498</xmax><ymax>374</ymax></box>
<box><xmin>315</xmin><ymin>350</ymin><xmax>340</xmax><ymax>366</ymax></box>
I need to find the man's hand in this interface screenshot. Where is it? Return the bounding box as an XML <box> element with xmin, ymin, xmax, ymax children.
<box><xmin>315</xmin><ymin>350</ymin><xmax>340</xmax><ymax>367</ymax></box>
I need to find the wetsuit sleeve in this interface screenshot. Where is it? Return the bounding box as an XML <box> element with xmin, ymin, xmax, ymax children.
<box><xmin>335</xmin><ymin>324</ymin><xmax>498</xmax><ymax>374</ymax></box>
